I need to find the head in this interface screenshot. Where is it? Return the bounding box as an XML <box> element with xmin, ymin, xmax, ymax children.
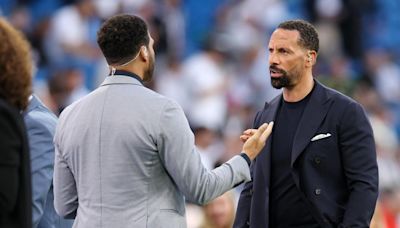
<box><xmin>75</xmin><ymin>0</ymin><xmax>96</xmax><ymax>18</ymax></box>
<box><xmin>97</xmin><ymin>14</ymin><xmax>155</xmax><ymax>82</ymax></box>
<box><xmin>0</xmin><ymin>18</ymin><xmax>32</xmax><ymax>110</ymax></box>
<box><xmin>202</xmin><ymin>191</ymin><xmax>235</xmax><ymax>228</ymax></box>
<box><xmin>269</xmin><ymin>20</ymin><xmax>319</xmax><ymax>89</ymax></box>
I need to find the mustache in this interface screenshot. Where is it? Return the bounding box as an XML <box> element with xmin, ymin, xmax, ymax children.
<box><xmin>269</xmin><ymin>65</ymin><xmax>286</xmax><ymax>74</ymax></box>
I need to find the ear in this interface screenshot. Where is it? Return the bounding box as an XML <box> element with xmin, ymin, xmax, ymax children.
<box><xmin>305</xmin><ymin>51</ymin><xmax>317</xmax><ymax>67</ymax></box>
<box><xmin>139</xmin><ymin>46</ymin><xmax>149</xmax><ymax>61</ymax></box>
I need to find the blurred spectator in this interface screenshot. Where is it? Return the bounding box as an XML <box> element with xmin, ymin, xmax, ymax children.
<box><xmin>200</xmin><ymin>191</ymin><xmax>236</xmax><ymax>228</ymax></box>
<box><xmin>316</xmin><ymin>56</ymin><xmax>357</xmax><ymax>96</ymax></box>
<box><xmin>193</xmin><ymin>126</ymin><xmax>224</xmax><ymax>170</ymax></box>
<box><xmin>365</xmin><ymin>50</ymin><xmax>400</xmax><ymax>106</ymax></box>
<box><xmin>380</xmin><ymin>187</ymin><xmax>400</xmax><ymax>228</ymax></box>
<box><xmin>0</xmin><ymin>17</ymin><xmax>32</xmax><ymax>228</ymax></box>
<box><xmin>45</xmin><ymin>0</ymin><xmax>102</xmax><ymax>89</ymax></box>
<box><xmin>43</xmin><ymin>67</ymin><xmax>88</xmax><ymax>116</ymax></box>
<box><xmin>371</xmin><ymin>201</ymin><xmax>389</xmax><ymax>228</ymax></box>
<box><xmin>155</xmin><ymin>57</ymin><xmax>189</xmax><ymax>109</ymax></box>
<box><xmin>353</xmin><ymin>84</ymin><xmax>400</xmax><ymax>190</ymax></box>
<box><xmin>181</xmin><ymin>35</ymin><xmax>229</xmax><ymax>131</ymax></box>
<box><xmin>160</xmin><ymin>0</ymin><xmax>185</xmax><ymax>60</ymax></box>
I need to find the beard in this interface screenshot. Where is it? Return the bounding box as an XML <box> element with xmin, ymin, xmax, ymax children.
<box><xmin>271</xmin><ymin>75</ymin><xmax>290</xmax><ymax>89</ymax></box>
<box><xmin>270</xmin><ymin>65</ymin><xmax>292</xmax><ymax>89</ymax></box>
<box><xmin>143</xmin><ymin>56</ymin><xmax>155</xmax><ymax>82</ymax></box>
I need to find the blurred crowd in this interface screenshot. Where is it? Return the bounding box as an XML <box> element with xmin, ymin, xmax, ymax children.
<box><xmin>1</xmin><ymin>0</ymin><xmax>400</xmax><ymax>227</ymax></box>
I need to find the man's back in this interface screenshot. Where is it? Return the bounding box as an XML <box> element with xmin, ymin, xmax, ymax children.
<box><xmin>54</xmin><ymin>75</ymin><xmax>252</xmax><ymax>227</ymax></box>
<box><xmin>55</xmin><ymin>75</ymin><xmax>186</xmax><ymax>227</ymax></box>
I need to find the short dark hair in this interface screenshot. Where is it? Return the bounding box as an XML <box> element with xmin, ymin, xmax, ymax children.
<box><xmin>97</xmin><ymin>14</ymin><xmax>149</xmax><ymax>65</ymax></box>
<box><xmin>277</xmin><ymin>20</ymin><xmax>319</xmax><ymax>53</ymax></box>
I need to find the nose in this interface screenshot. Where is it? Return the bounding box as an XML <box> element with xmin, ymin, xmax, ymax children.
<box><xmin>269</xmin><ymin>52</ymin><xmax>279</xmax><ymax>66</ymax></box>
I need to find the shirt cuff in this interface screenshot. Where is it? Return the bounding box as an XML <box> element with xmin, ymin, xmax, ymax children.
<box><xmin>239</xmin><ymin>152</ymin><xmax>251</xmax><ymax>167</ymax></box>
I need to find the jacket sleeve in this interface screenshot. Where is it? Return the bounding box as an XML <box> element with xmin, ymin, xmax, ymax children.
<box><xmin>53</xmin><ymin>119</ymin><xmax>78</xmax><ymax>219</ymax></box>
<box><xmin>156</xmin><ymin>100</ymin><xmax>251</xmax><ymax>205</ymax></box>
<box><xmin>25</xmin><ymin>112</ymin><xmax>57</xmax><ymax>227</ymax></box>
<box><xmin>339</xmin><ymin>101</ymin><xmax>378</xmax><ymax>227</ymax></box>
<box><xmin>0</xmin><ymin>105</ymin><xmax>20</xmax><ymax>215</ymax></box>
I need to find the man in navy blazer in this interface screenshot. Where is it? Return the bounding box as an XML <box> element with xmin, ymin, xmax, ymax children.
<box><xmin>234</xmin><ymin>20</ymin><xmax>378</xmax><ymax>228</ymax></box>
<box><xmin>24</xmin><ymin>94</ymin><xmax>73</xmax><ymax>228</ymax></box>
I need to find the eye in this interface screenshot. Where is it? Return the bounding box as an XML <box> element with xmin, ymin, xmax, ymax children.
<box><xmin>279</xmin><ymin>48</ymin><xmax>289</xmax><ymax>54</ymax></box>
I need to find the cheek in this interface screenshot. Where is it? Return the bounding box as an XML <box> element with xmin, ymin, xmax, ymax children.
<box><xmin>285</xmin><ymin>58</ymin><xmax>305</xmax><ymax>73</ymax></box>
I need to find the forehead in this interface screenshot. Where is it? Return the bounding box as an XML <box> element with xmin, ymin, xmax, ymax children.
<box><xmin>268</xmin><ymin>29</ymin><xmax>301</xmax><ymax>48</ymax></box>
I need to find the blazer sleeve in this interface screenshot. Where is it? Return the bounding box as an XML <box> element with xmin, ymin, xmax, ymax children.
<box><xmin>53</xmin><ymin>121</ymin><xmax>78</xmax><ymax>219</ymax></box>
<box><xmin>24</xmin><ymin>112</ymin><xmax>57</xmax><ymax>227</ymax></box>
<box><xmin>156</xmin><ymin>100</ymin><xmax>251</xmax><ymax>205</ymax></box>
<box><xmin>339</xmin><ymin>101</ymin><xmax>378</xmax><ymax>227</ymax></box>
<box><xmin>0</xmin><ymin>104</ymin><xmax>21</xmax><ymax>215</ymax></box>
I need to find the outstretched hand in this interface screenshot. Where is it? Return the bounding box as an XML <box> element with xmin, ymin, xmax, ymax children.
<box><xmin>240</xmin><ymin>129</ymin><xmax>258</xmax><ymax>143</ymax></box>
<box><xmin>242</xmin><ymin>122</ymin><xmax>274</xmax><ymax>160</ymax></box>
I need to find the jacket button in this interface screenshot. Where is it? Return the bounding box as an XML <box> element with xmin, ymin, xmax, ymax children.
<box><xmin>314</xmin><ymin>157</ymin><xmax>321</xmax><ymax>164</ymax></box>
<box><xmin>315</xmin><ymin>188</ymin><xmax>321</xmax><ymax>195</ymax></box>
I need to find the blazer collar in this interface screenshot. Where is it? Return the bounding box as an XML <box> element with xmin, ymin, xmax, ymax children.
<box><xmin>100</xmin><ymin>75</ymin><xmax>144</xmax><ymax>87</ymax></box>
<box><xmin>26</xmin><ymin>94</ymin><xmax>42</xmax><ymax>113</ymax></box>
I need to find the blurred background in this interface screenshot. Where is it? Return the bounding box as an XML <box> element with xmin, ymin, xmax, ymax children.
<box><xmin>1</xmin><ymin>0</ymin><xmax>399</xmax><ymax>227</ymax></box>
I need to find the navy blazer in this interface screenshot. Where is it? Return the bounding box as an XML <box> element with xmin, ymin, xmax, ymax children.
<box><xmin>234</xmin><ymin>80</ymin><xmax>378</xmax><ymax>228</ymax></box>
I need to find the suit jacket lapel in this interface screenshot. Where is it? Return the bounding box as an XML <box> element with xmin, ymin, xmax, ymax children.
<box><xmin>259</xmin><ymin>95</ymin><xmax>282</xmax><ymax>184</ymax></box>
<box><xmin>291</xmin><ymin>80</ymin><xmax>332</xmax><ymax>167</ymax></box>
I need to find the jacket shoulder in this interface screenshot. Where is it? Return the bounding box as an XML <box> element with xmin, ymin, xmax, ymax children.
<box><xmin>322</xmin><ymin>84</ymin><xmax>361</xmax><ymax>108</ymax></box>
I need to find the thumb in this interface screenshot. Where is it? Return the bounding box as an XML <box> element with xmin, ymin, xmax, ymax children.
<box><xmin>259</xmin><ymin>122</ymin><xmax>274</xmax><ymax>142</ymax></box>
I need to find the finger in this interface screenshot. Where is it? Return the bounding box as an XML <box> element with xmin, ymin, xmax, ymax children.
<box><xmin>240</xmin><ymin>135</ymin><xmax>249</xmax><ymax>140</ymax></box>
<box><xmin>259</xmin><ymin>122</ymin><xmax>274</xmax><ymax>142</ymax></box>
<box><xmin>253</xmin><ymin>123</ymin><xmax>269</xmax><ymax>138</ymax></box>
<box><xmin>240</xmin><ymin>135</ymin><xmax>249</xmax><ymax>143</ymax></box>
<box><xmin>243</xmin><ymin>129</ymin><xmax>257</xmax><ymax>135</ymax></box>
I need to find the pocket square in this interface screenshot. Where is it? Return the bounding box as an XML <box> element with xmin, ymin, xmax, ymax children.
<box><xmin>311</xmin><ymin>133</ymin><xmax>331</xmax><ymax>142</ymax></box>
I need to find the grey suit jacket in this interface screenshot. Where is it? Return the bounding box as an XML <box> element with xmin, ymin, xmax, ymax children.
<box><xmin>54</xmin><ymin>75</ymin><xmax>251</xmax><ymax>228</ymax></box>
<box><xmin>25</xmin><ymin>95</ymin><xmax>74</xmax><ymax>228</ymax></box>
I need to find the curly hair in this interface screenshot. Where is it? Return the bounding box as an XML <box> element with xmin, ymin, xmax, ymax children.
<box><xmin>0</xmin><ymin>18</ymin><xmax>32</xmax><ymax>110</ymax></box>
<box><xmin>97</xmin><ymin>14</ymin><xmax>149</xmax><ymax>65</ymax></box>
<box><xmin>278</xmin><ymin>20</ymin><xmax>319</xmax><ymax>53</ymax></box>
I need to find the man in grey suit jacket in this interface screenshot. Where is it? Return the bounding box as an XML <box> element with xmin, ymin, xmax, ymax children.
<box><xmin>24</xmin><ymin>94</ymin><xmax>74</xmax><ymax>228</ymax></box>
<box><xmin>53</xmin><ymin>14</ymin><xmax>273</xmax><ymax>228</ymax></box>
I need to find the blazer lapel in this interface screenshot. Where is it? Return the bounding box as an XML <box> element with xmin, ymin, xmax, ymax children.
<box><xmin>259</xmin><ymin>95</ymin><xmax>281</xmax><ymax>183</ymax></box>
<box><xmin>291</xmin><ymin>80</ymin><xmax>332</xmax><ymax>167</ymax></box>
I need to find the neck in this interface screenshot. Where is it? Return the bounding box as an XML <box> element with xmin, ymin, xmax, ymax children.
<box><xmin>283</xmin><ymin>73</ymin><xmax>314</xmax><ymax>102</ymax></box>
